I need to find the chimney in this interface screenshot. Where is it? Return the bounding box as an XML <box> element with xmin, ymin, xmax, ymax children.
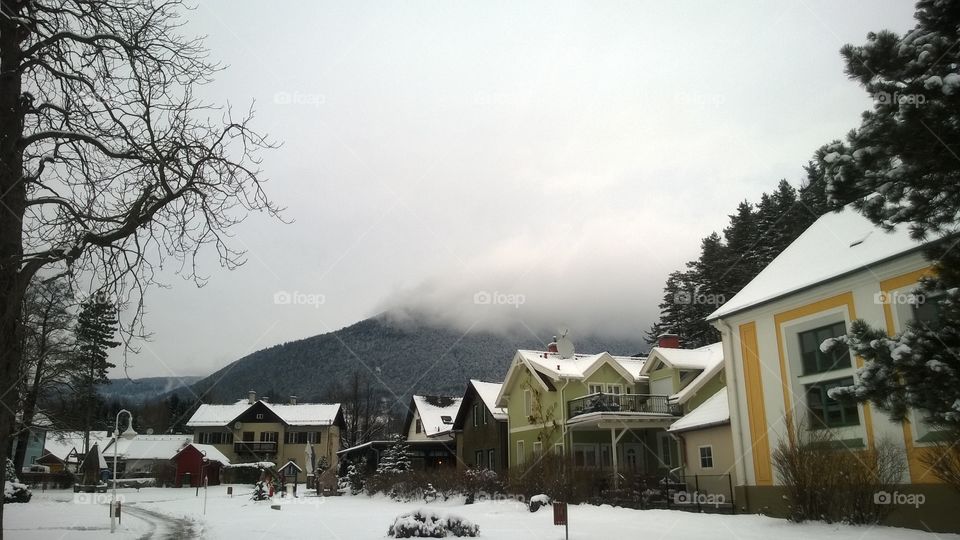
<box><xmin>289</xmin><ymin>395</ymin><xmax>298</xmax><ymax>405</ymax></box>
<box><xmin>247</xmin><ymin>390</ymin><xmax>257</xmax><ymax>404</ymax></box>
<box><xmin>262</xmin><ymin>396</ymin><xmax>270</xmax><ymax>403</ymax></box>
<box><xmin>657</xmin><ymin>333</ymin><xmax>680</xmax><ymax>349</ymax></box>
<box><xmin>547</xmin><ymin>336</ymin><xmax>559</xmax><ymax>353</ymax></box>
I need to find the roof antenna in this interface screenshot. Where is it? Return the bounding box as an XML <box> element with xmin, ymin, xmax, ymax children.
<box><xmin>556</xmin><ymin>327</ymin><xmax>575</xmax><ymax>359</ymax></box>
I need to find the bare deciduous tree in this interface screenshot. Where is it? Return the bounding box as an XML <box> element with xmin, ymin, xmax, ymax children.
<box><xmin>0</xmin><ymin>1</ymin><xmax>279</xmax><ymax>531</ymax></box>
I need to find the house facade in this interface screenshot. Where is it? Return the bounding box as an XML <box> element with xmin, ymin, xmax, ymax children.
<box><xmin>401</xmin><ymin>395</ymin><xmax>461</xmax><ymax>469</ymax></box>
<box><xmin>186</xmin><ymin>391</ymin><xmax>344</xmax><ymax>482</ymax></box>
<box><xmin>707</xmin><ymin>206</ymin><xmax>960</xmax><ymax>532</ymax></box>
<box><xmin>496</xmin><ymin>342</ymin><xmax>680</xmax><ymax>487</ymax></box>
<box><xmin>452</xmin><ymin>380</ymin><xmax>508</xmax><ymax>473</ymax></box>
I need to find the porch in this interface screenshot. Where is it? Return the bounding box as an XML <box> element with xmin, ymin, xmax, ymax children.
<box><xmin>565</xmin><ymin>398</ymin><xmax>682</xmax><ymax>490</ymax></box>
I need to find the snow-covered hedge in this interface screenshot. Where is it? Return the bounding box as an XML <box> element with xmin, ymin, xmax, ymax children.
<box><xmin>528</xmin><ymin>494</ymin><xmax>550</xmax><ymax>512</ymax></box>
<box><xmin>4</xmin><ymin>459</ymin><xmax>31</xmax><ymax>503</ymax></box>
<box><xmin>387</xmin><ymin>509</ymin><xmax>479</xmax><ymax>538</ymax></box>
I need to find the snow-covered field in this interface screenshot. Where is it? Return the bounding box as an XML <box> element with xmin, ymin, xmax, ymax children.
<box><xmin>5</xmin><ymin>486</ymin><xmax>958</xmax><ymax>539</ymax></box>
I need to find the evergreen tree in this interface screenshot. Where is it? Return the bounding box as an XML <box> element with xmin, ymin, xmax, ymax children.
<box><xmin>819</xmin><ymin>0</ymin><xmax>960</xmax><ymax>437</ymax></box>
<box><xmin>71</xmin><ymin>295</ymin><xmax>120</xmax><ymax>454</ymax></box>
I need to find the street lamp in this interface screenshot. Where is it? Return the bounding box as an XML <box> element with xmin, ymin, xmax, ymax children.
<box><xmin>111</xmin><ymin>409</ymin><xmax>137</xmax><ymax>534</ymax></box>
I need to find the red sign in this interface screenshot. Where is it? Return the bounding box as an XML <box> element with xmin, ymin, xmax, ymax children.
<box><xmin>553</xmin><ymin>501</ymin><xmax>568</xmax><ymax>526</ymax></box>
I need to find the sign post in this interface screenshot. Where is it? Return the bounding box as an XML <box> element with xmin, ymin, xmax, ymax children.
<box><xmin>553</xmin><ymin>501</ymin><xmax>568</xmax><ymax>540</ymax></box>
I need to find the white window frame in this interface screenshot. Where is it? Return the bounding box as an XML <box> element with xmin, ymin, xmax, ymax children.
<box><xmin>554</xmin><ymin>443</ymin><xmax>564</xmax><ymax>456</ymax></box>
<box><xmin>475</xmin><ymin>449</ymin><xmax>484</xmax><ymax>467</ymax></box>
<box><xmin>473</xmin><ymin>404</ymin><xmax>481</xmax><ymax>428</ymax></box>
<box><xmin>698</xmin><ymin>445</ymin><xmax>714</xmax><ymax>470</ymax></box>
<box><xmin>533</xmin><ymin>441</ymin><xmax>543</xmax><ymax>456</ymax></box>
<box><xmin>487</xmin><ymin>449</ymin><xmax>495</xmax><ymax>469</ymax></box>
<box><xmin>516</xmin><ymin>440</ymin><xmax>525</xmax><ymax>466</ymax></box>
<box><xmin>524</xmin><ymin>389</ymin><xmax>533</xmax><ymax>417</ymax></box>
<box><xmin>588</xmin><ymin>383</ymin><xmax>604</xmax><ymax>395</ymax></box>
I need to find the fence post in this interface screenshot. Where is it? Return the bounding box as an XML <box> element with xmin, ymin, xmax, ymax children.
<box><xmin>692</xmin><ymin>475</ymin><xmax>699</xmax><ymax>513</ymax></box>
<box><xmin>727</xmin><ymin>474</ymin><xmax>735</xmax><ymax>515</ymax></box>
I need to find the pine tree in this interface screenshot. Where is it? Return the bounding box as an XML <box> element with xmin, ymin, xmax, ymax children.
<box><xmin>376</xmin><ymin>435</ymin><xmax>411</xmax><ymax>475</ymax></box>
<box><xmin>818</xmin><ymin>0</ymin><xmax>960</xmax><ymax>437</ymax></box>
<box><xmin>71</xmin><ymin>295</ymin><xmax>120</xmax><ymax>455</ymax></box>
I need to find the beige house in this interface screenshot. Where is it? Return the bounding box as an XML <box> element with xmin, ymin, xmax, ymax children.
<box><xmin>186</xmin><ymin>391</ymin><xmax>344</xmax><ymax>482</ymax></box>
<box><xmin>668</xmin><ymin>387</ymin><xmax>735</xmax><ymax>484</ymax></box>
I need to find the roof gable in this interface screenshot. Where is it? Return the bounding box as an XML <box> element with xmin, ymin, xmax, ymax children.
<box><xmin>453</xmin><ymin>380</ymin><xmax>507</xmax><ymax>429</ymax></box>
<box><xmin>404</xmin><ymin>395</ymin><xmax>462</xmax><ymax>438</ymax></box>
<box><xmin>235</xmin><ymin>401</ymin><xmax>286</xmax><ymax>425</ymax></box>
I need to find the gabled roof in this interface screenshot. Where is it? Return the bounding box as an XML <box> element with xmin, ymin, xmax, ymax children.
<box><xmin>405</xmin><ymin>395</ymin><xmax>462</xmax><ymax>438</ymax></box>
<box><xmin>43</xmin><ymin>431</ymin><xmax>111</xmax><ymax>461</ymax></box>
<box><xmin>668</xmin><ymin>387</ymin><xmax>730</xmax><ymax>433</ymax></box>
<box><xmin>642</xmin><ymin>342</ymin><xmax>723</xmax><ymax>374</ymax></box>
<box><xmin>173</xmin><ymin>443</ymin><xmax>231</xmax><ymax>465</ymax></box>
<box><xmin>186</xmin><ymin>400</ymin><xmax>343</xmax><ymax>428</ymax></box>
<box><xmin>708</xmin><ymin>205</ymin><xmax>928</xmax><ymax>321</ymax></box>
<box><xmin>453</xmin><ymin>380</ymin><xmax>507</xmax><ymax>429</ymax></box>
<box><xmin>103</xmin><ymin>434</ymin><xmax>193</xmax><ymax>461</ymax></box>
<box><xmin>497</xmin><ymin>349</ymin><xmax>648</xmax><ymax>406</ymax></box>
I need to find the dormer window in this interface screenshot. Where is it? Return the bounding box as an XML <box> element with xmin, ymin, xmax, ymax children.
<box><xmin>441</xmin><ymin>415</ymin><xmax>453</xmax><ymax>424</ymax></box>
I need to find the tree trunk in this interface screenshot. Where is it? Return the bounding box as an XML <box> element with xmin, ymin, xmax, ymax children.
<box><xmin>1</xmin><ymin>3</ymin><xmax>28</xmax><ymax>537</ymax></box>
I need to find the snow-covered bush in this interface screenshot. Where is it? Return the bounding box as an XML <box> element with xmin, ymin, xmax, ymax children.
<box><xmin>338</xmin><ymin>458</ymin><xmax>366</xmax><ymax>495</ymax></box>
<box><xmin>377</xmin><ymin>436</ymin><xmax>412</xmax><ymax>475</ymax></box>
<box><xmin>251</xmin><ymin>480</ymin><xmax>271</xmax><ymax>501</ymax></box>
<box><xmin>4</xmin><ymin>459</ymin><xmax>31</xmax><ymax>503</ymax></box>
<box><xmin>387</xmin><ymin>510</ymin><xmax>479</xmax><ymax>538</ymax></box>
<box><xmin>528</xmin><ymin>493</ymin><xmax>550</xmax><ymax>512</ymax></box>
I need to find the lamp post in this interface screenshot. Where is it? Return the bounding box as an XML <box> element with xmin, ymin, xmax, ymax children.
<box><xmin>111</xmin><ymin>409</ymin><xmax>137</xmax><ymax>534</ymax></box>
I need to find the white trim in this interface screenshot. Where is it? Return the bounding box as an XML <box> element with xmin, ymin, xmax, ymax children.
<box><xmin>697</xmin><ymin>444</ymin><xmax>715</xmax><ymax>470</ymax></box>
<box><xmin>516</xmin><ymin>440</ymin><xmax>525</xmax><ymax>466</ymax></box>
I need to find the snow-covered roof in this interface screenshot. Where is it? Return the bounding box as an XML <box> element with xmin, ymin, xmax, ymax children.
<box><xmin>411</xmin><ymin>395</ymin><xmax>463</xmax><ymax>437</ymax></box>
<box><xmin>186</xmin><ymin>400</ymin><xmax>341</xmax><ymax>427</ymax></box>
<box><xmin>643</xmin><ymin>342</ymin><xmax>723</xmax><ymax>373</ymax></box>
<box><xmin>668</xmin><ymin>387</ymin><xmax>730</xmax><ymax>433</ymax></box>
<box><xmin>175</xmin><ymin>443</ymin><xmax>231</xmax><ymax>465</ymax></box>
<box><xmin>708</xmin><ymin>205</ymin><xmax>926</xmax><ymax>320</ymax></box>
<box><xmin>102</xmin><ymin>434</ymin><xmax>192</xmax><ymax>461</ymax></box>
<box><xmin>43</xmin><ymin>431</ymin><xmax>111</xmax><ymax>461</ymax></box>
<box><xmin>670</xmin><ymin>351</ymin><xmax>725</xmax><ymax>405</ymax></box>
<box><xmin>470</xmin><ymin>380</ymin><xmax>507</xmax><ymax>421</ymax></box>
<box><xmin>518</xmin><ymin>350</ymin><xmax>647</xmax><ymax>382</ymax></box>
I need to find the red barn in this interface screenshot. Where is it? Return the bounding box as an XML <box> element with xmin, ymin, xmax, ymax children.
<box><xmin>172</xmin><ymin>443</ymin><xmax>231</xmax><ymax>487</ymax></box>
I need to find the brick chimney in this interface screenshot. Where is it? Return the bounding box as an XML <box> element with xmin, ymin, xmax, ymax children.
<box><xmin>657</xmin><ymin>333</ymin><xmax>680</xmax><ymax>349</ymax></box>
<box><xmin>289</xmin><ymin>395</ymin><xmax>298</xmax><ymax>405</ymax></box>
<box><xmin>247</xmin><ymin>390</ymin><xmax>257</xmax><ymax>404</ymax></box>
<box><xmin>547</xmin><ymin>336</ymin><xmax>559</xmax><ymax>353</ymax></box>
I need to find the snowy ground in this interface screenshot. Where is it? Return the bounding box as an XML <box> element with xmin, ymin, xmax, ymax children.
<box><xmin>6</xmin><ymin>485</ymin><xmax>958</xmax><ymax>539</ymax></box>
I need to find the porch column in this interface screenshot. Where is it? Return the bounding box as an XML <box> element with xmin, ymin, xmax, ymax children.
<box><xmin>610</xmin><ymin>428</ymin><xmax>619</xmax><ymax>490</ymax></box>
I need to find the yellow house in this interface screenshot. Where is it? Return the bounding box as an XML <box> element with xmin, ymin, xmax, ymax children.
<box><xmin>186</xmin><ymin>391</ymin><xmax>344</xmax><ymax>483</ymax></box>
<box><xmin>707</xmin><ymin>205</ymin><xmax>959</xmax><ymax>532</ymax></box>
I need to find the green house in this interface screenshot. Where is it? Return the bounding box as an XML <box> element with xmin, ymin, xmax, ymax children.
<box><xmin>495</xmin><ymin>335</ymin><xmax>726</xmax><ymax>487</ymax></box>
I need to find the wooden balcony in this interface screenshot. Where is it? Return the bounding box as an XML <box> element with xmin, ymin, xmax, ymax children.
<box><xmin>233</xmin><ymin>441</ymin><xmax>277</xmax><ymax>455</ymax></box>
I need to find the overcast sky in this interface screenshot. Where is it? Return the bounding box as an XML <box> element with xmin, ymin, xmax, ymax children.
<box><xmin>113</xmin><ymin>0</ymin><xmax>916</xmax><ymax>379</ymax></box>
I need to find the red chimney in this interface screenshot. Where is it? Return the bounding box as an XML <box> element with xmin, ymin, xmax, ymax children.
<box><xmin>657</xmin><ymin>333</ymin><xmax>680</xmax><ymax>349</ymax></box>
<box><xmin>547</xmin><ymin>337</ymin><xmax>559</xmax><ymax>353</ymax></box>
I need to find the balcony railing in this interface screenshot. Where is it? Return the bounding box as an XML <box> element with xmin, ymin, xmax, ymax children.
<box><xmin>234</xmin><ymin>441</ymin><xmax>278</xmax><ymax>454</ymax></box>
<box><xmin>567</xmin><ymin>393</ymin><xmax>681</xmax><ymax>420</ymax></box>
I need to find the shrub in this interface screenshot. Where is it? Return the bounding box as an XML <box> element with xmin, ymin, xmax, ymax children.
<box><xmin>506</xmin><ymin>454</ymin><xmax>605</xmax><ymax>504</ymax></box>
<box><xmin>529</xmin><ymin>493</ymin><xmax>550</xmax><ymax>512</ymax></box>
<box><xmin>368</xmin><ymin>468</ymin><xmax>506</xmax><ymax>503</ymax></box>
<box><xmin>773</xmin><ymin>428</ymin><xmax>905</xmax><ymax>524</ymax></box>
<box><xmin>919</xmin><ymin>430</ymin><xmax>960</xmax><ymax>493</ymax></box>
<box><xmin>4</xmin><ymin>459</ymin><xmax>31</xmax><ymax>503</ymax></box>
<box><xmin>387</xmin><ymin>510</ymin><xmax>479</xmax><ymax>538</ymax></box>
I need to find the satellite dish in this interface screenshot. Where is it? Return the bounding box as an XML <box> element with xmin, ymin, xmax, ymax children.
<box><xmin>556</xmin><ymin>328</ymin><xmax>575</xmax><ymax>359</ymax></box>
<box><xmin>146</xmin><ymin>428</ymin><xmax>154</xmax><ymax>435</ymax></box>
<box><xmin>234</xmin><ymin>421</ymin><xmax>242</xmax><ymax>430</ymax></box>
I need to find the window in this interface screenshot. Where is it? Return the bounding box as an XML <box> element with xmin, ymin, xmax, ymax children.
<box><xmin>588</xmin><ymin>383</ymin><xmax>604</xmax><ymax>395</ymax></box>
<box><xmin>242</xmin><ymin>431</ymin><xmax>254</xmax><ymax>441</ymax></box>
<box><xmin>657</xmin><ymin>433</ymin><xmax>675</xmax><ymax>467</ymax></box>
<box><xmin>475</xmin><ymin>450</ymin><xmax>484</xmax><ymax>468</ymax></box>
<box><xmin>554</xmin><ymin>443</ymin><xmax>564</xmax><ymax>456</ymax></box>
<box><xmin>415</xmin><ymin>419</ymin><xmax>422</xmax><ymax>434</ymax></box>
<box><xmin>473</xmin><ymin>404</ymin><xmax>481</xmax><ymax>428</ymax></box>
<box><xmin>285</xmin><ymin>431</ymin><xmax>308</xmax><ymax>444</ymax></box>
<box><xmin>605</xmin><ymin>384</ymin><xmax>622</xmax><ymax>394</ymax></box>
<box><xmin>516</xmin><ymin>441</ymin><xmax>525</xmax><ymax>466</ymax></box>
<box><xmin>307</xmin><ymin>431</ymin><xmax>321</xmax><ymax>444</ymax></box>
<box><xmin>487</xmin><ymin>449</ymin><xmax>495</xmax><ymax>470</ymax></box>
<box><xmin>913</xmin><ymin>293</ymin><xmax>943</xmax><ymax>326</ymax></box>
<box><xmin>799</xmin><ymin>322</ymin><xmax>851</xmax><ymax>374</ymax></box>
<box><xmin>524</xmin><ymin>390</ymin><xmax>533</xmax><ymax>417</ymax></box>
<box><xmin>199</xmin><ymin>431</ymin><xmax>233</xmax><ymax>444</ymax></box>
<box><xmin>255</xmin><ymin>413</ymin><xmax>264</xmax><ymax>420</ymax></box>
<box><xmin>533</xmin><ymin>441</ymin><xmax>543</xmax><ymax>456</ymax></box>
<box><xmin>260</xmin><ymin>431</ymin><xmax>278</xmax><ymax>442</ymax></box>
<box><xmin>441</xmin><ymin>415</ymin><xmax>453</xmax><ymax>425</ymax></box>
<box><xmin>699</xmin><ymin>446</ymin><xmax>714</xmax><ymax>469</ymax></box>
<box><xmin>806</xmin><ymin>378</ymin><xmax>860</xmax><ymax>428</ymax></box>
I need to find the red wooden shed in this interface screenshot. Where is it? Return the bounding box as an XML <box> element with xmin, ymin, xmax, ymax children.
<box><xmin>171</xmin><ymin>443</ymin><xmax>230</xmax><ymax>487</ymax></box>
